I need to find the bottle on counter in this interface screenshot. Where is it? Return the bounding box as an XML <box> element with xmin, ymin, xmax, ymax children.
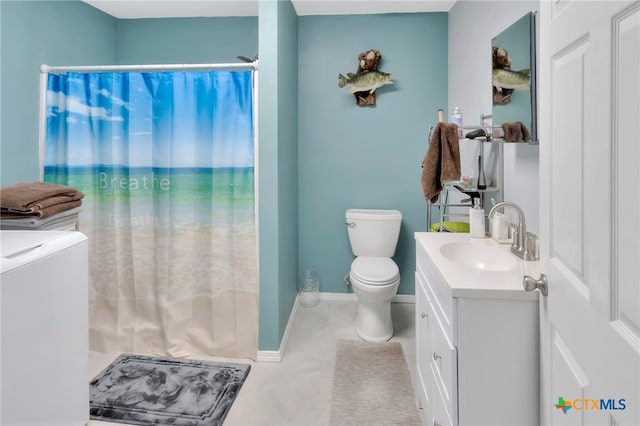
<box><xmin>490</xmin><ymin>212</ymin><xmax>509</xmax><ymax>241</ymax></box>
<box><xmin>477</xmin><ymin>154</ymin><xmax>487</xmax><ymax>190</ymax></box>
<box><xmin>450</xmin><ymin>107</ymin><xmax>463</xmax><ymax>137</ymax></box>
<box><xmin>469</xmin><ymin>197</ymin><xmax>486</xmax><ymax>239</ymax></box>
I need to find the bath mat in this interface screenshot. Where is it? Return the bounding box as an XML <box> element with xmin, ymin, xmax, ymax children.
<box><xmin>328</xmin><ymin>340</ymin><xmax>422</xmax><ymax>425</ymax></box>
<box><xmin>90</xmin><ymin>354</ymin><xmax>250</xmax><ymax>426</ymax></box>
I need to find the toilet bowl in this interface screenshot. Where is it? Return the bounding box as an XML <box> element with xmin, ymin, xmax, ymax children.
<box><xmin>349</xmin><ymin>256</ymin><xmax>400</xmax><ymax>342</ymax></box>
<box><xmin>345</xmin><ymin>209</ymin><xmax>402</xmax><ymax>342</ymax></box>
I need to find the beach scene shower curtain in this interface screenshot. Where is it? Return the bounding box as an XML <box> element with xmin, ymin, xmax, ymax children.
<box><xmin>44</xmin><ymin>71</ymin><xmax>257</xmax><ymax>358</ymax></box>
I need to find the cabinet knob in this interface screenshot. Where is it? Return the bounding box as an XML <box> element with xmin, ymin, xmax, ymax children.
<box><xmin>421</xmin><ymin>312</ymin><xmax>428</xmax><ymax>319</ymax></box>
<box><xmin>432</xmin><ymin>352</ymin><xmax>441</xmax><ymax>361</ymax></box>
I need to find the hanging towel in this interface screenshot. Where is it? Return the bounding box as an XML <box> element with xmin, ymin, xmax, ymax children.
<box><xmin>501</xmin><ymin>121</ymin><xmax>531</xmax><ymax>142</ymax></box>
<box><xmin>421</xmin><ymin>122</ymin><xmax>461</xmax><ymax>204</ymax></box>
<box><xmin>0</xmin><ymin>181</ymin><xmax>83</xmax><ymax>217</ymax></box>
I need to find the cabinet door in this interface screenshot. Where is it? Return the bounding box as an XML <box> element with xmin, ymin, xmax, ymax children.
<box><xmin>417</xmin><ymin>246</ymin><xmax>454</xmax><ymax>338</ymax></box>
<box><xmin>430</xmin><ymin>363</ymin><xmax>454</xmax><ymax>426</ymax></box>
<box><xmin>415</xmin><ymin>271</ymin><xmax>432</xmax><ymax>416</ymax></box>
<box><xmin>430</xmin><ymin>307</ymin><xmax>458</xmax><ymax>426</ymax></box>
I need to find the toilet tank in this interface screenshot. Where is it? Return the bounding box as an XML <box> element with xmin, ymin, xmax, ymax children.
<box><xmin>345</xmin><ymin>209</ymin><xmax>402</xmax><ymax>257</ymax></box>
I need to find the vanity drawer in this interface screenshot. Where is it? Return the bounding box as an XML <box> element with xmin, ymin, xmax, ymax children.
<box><xmin>417</xmin><ymin>245</ymin><xmax>455</xmax><ymax>339</ymax></box>
<box><xmin>430</xmin><ymin>309</ymin><xmax>458</xmax><ymax>424</ymax></box>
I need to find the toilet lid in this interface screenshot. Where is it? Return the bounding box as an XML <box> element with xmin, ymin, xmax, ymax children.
<box><xmin>351</xmin><ymin>256</ymin><xmax>399</xmax><ymax>285</ymax></box>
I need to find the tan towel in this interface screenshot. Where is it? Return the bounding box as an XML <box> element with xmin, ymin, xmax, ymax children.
<box><xmin>501</xmin><ymin>121</ymin><xmax>531</xmax><ymax>142</ymax></box>
<box><xmin>1</xmin><ymin>200</ymin><xmax>83</xmax><ymax>219</ymax></box>
<box><xmin>421</xmin><ymin>122</ymin><xmax>461</xmax><ymax>203</ymax></box>
<box><xmin>0</xmin><ymin>181</ymin><xmax>84</xmax><ymax>213</ymax></box>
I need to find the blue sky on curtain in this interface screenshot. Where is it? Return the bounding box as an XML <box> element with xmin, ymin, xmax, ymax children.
<box><xmin>44</xmin><ymin>71</ymin><xmax>258</xmax><ymax>358</ymax></box>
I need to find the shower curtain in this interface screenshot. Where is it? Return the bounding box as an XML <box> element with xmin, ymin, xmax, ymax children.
<box><xmin>43</xmin><ymin>71</ymin><xmax>257</xmax><ymax>358</ymax></box>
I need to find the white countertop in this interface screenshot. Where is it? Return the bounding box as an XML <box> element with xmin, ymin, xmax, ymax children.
<box><xmin>415</xmin><ymin>232</ymin><xmax>542</xmax><ymax>300</ymax></box>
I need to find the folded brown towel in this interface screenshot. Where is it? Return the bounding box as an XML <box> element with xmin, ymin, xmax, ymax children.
<box><xmin>421</xmin><ymin>122</ymin><xmax>461</xmax><ymax>203</ymax></box>
<box><xmin>501</xmin><ymin>122</ymin><xmax>522</xmax><ymax>142</ymax></box>
<box><xmin>1</xmin><ymin>199</ymin><xmax>82</xmax><ymax>219</ymax></box>
<box><xmin>0</xmin><ymin>181</ymin><xmax>83</xmax><ymax>213</ymax></box>
<box><xmin>519</xmin><ymin>121</ymin><xmax>531</xmax><ymax>141</ymax></box>
<box><xmin>501</xmin><ymin>121</ymin><xmax>531</xmax><ymax>142</ymax></box>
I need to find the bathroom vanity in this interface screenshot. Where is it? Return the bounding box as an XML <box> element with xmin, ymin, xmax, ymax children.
<box><xmin>414</xmin><ymin>232</ymin><xmax>540</xmax><ymax>426</ymax></box>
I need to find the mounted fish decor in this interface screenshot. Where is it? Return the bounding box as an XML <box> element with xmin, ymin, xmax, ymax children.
<box><xmin>338</xmin><ymin>49</ymin><xmax>393</xmax><ymax>106</ymax></box>
<box><xmin>492</xmin><ymin>46</ymin><xmax>531</xmax><ymax>104</ymax></box>
<box><xmin>492</xmin><ymin>68</ymin><xmax>531</xmax><ymax>92</ymax></box>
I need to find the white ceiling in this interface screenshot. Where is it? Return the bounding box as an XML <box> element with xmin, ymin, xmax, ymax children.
<box><xmin>82</xmin><ymin>0</ymin><xmax>456</xmax><ymax>19</ymax></box>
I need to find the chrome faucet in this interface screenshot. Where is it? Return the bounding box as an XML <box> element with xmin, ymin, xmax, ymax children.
<box><xmin>488</xmin><ymin>201</ymin><xmax>539</xmax><ymax>261</ymax></box>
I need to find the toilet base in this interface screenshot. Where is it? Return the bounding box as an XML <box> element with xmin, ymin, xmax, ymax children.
<box><xmin>356</xmin><ymin>312</ymin><xmax>393</xmax><ymax>343</ymax></box>
<box><xmin>351</xmin><ymin>277</ymin><xmax>399</xmax><ymax>342</ymax></box>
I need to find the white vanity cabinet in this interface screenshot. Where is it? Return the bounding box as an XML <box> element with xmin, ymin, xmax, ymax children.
<box><xmin>414</xmin><ymin>232</ymin><xmax>540</xmax><ymax>426</ymax></box>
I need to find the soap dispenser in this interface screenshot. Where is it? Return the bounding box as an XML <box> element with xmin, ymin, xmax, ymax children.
<box><xmin>469</xmin><ymin>198</ymin><xmax>486</xmax><ymax>238</ymax></box>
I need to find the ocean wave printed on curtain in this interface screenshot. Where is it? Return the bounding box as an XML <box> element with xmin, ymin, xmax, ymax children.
<box><xmin>44</xmin><ymin>71</ymin><xmax>257</xmax><ymax>358</ymax></box>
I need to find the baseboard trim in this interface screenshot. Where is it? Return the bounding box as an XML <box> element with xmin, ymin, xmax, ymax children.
<box><xmin>319</xmin><ymin>292</ymin><xmax>415</xmax><ymax>304</ymax></box>
<box><xmin>319</xmin><ymin>292</ymin><xmax>357</xmax><ymax>301</ymax></box>
<box><xmin>255</xmin><ymin>350</ymin><xmax>281</xmax><ymax>362</ymax></box>
<box><xmin>392</xmin><ymin>294</ymin><xmax>416</xmax><ymax>303</ymax></box>
<box><xmin>256</xmin><ymin>293</ymin><xmax>299</xmax><ymax>363</ymax></box>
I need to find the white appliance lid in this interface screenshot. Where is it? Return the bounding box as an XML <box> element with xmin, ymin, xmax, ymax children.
<box><xmin>1</xmin><ymin>230</ymin><xmax>87</xmax><ymax>273</ymax></box>
<box><xmin>351</xmin><ymin>256</ymin><xmax>399</xmax><ymax>285</ymax></box>
<box><xmin>1</xmin><ymin>231</ymin><xmax>67</xmax><ymax>257</ymax></box>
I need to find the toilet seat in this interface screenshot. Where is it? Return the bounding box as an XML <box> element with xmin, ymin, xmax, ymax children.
<box><xmin>350</xmin><ymin>256</ymin><xmax>399</xmax><ymax>286</ymax></box>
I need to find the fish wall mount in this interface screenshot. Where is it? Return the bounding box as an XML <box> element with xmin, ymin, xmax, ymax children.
<box><xmin>338</xmin><ymin>49</ymin><xmax>393</xmax><ymax>106</ymax></box>
<box><xmin>492</xmin><ymin>46</ymin><xmax>531</xmax><ymax>104</ymax></box>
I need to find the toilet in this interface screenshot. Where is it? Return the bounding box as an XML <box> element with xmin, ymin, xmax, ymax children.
<box><xmin>345</xmin><ymin>208</ymin><xmax>402</xmax><ymax>342</ymax></box>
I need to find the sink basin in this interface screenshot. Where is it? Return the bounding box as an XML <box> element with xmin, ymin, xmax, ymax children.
<box><xmin>439</xmin><ymin>241</ymin><xmax>518</xmax><ymax>272</ymax></box>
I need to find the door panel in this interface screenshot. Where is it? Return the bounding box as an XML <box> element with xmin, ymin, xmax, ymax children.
<box><xmin>551</xmin><ymin>329</ymin><xmax>588</xmax><ymax>426</ymax></box>
<box><xmin>539</xmin><ymin>1</ymin><xmax>640</xmax><ymax>425</ymax></box>
<box><xmin>550</xmin><ymin>37</ymin><xmax>586</xmax><ymax>280</ymax></box>
<box><xmin>614</xmin><ymin>4</ymin><xmax>640</xmax><ymax>346</ymax></box>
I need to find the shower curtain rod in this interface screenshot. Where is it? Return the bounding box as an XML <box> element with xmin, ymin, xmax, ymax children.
<box><xmin>40</xmin><ymin>60</ymin><xmax>258</xmax><ymax>74</ymax></box>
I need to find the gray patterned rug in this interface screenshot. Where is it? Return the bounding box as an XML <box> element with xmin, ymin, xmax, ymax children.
<box><xmin>90</xmin><ymin>354</ymin><xmax>250</xmax><ymax>426</ymax></box>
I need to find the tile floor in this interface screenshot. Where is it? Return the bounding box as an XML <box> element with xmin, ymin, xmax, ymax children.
<box><xmin>88</xmin><ymin>300</ymin><xmax>421</xmax><ymax>426</ymax></box>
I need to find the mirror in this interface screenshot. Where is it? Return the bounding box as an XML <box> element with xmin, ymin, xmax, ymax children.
<box><xmin>491</xmin><ymin>12</ymin><xmax>537</xmax><ymax>143</ymax></box>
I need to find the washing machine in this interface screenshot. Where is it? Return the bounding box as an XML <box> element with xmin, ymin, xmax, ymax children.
<box><xmin>0</xmin><ymin>230</ymin><xmax>88</xmax><ymax>425</ymax></box>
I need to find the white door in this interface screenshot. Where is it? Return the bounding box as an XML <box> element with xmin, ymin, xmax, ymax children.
<box><xmin>539</xmin><ymin>1</ymin><xmax>640</xmax><ymax>425</ymax></box>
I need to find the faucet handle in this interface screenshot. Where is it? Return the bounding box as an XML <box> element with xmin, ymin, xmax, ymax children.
<box><xmin>510</xmin><ymin>230</ymin><xmax>539</xmax><ymax>261</ymax></box>
<box><xmin>511</xmin><ymin>228</ymin><xmax>520</xmax><ymax>249</ymax></box>
<box><xmin>524</xmin><ymin>232</ymin><xmax>539</xmax><ymax>260</ymax></box>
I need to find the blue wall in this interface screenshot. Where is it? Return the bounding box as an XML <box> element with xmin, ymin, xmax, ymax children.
<box><xmin>116</xmin><ymin>17</ymin><xmax>258</xmax><ymax>64</ymax></box>
<box><xmin>0</xmin><ymin>4</ymin><xmax>258</xmax><ymax>187</ymax></box>
<box><xmin>0</xmin><ymin>0</ymin><xmax>117</xmax><ymax>185</ymax></box>
<box><xmin>258</xmin><ymin>0</ymin><xmax>299</xmax><ymax>351</ymax></box>
<box><xmin>0</xmin><ymin>1</ymin><xmax>447</xmax><ymax>353</ymax></box>
<box><xmin>298</xmin><ymin>13</ymin><xmax>448</xmax><ymax>295</ymax></box>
